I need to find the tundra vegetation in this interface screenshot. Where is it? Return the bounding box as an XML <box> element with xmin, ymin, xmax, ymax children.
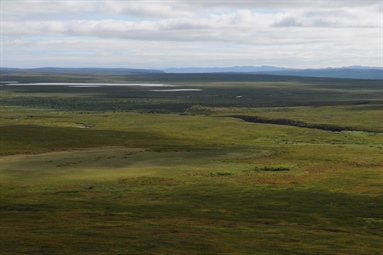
<box><xmin>0</xmin><ymin>73</ymin><xmax>382</xmax><ymax>254</ymax></box>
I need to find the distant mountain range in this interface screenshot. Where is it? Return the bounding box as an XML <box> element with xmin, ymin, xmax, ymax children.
<box><xmin>260</xmin><ymin>67</ymin><xmax>383</xmax><ymax>80</ymax></box>
<box><xmin>163</xmin><ymin>66</ymin><xmax>289</xmax><ymax>73</ymax></box>
<box><xmin>0</xmin><ymin>67</ymin><xmax>165</xmax><ymax>75</ymax></box>
<box><xmin>1</xmin><ymin>66</ymin><xmax>382</xmax><ymax>79</ymax></box>
<box><xmin>163</xmin><ymin>66</ymin><xmax>383</xmax><ymax>79</ymax></box>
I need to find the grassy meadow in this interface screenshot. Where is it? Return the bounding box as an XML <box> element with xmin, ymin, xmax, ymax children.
<box><xmin>0</xmin><ymin>74</ymin><xmax>382</xmax><ymax>254</ymax></box>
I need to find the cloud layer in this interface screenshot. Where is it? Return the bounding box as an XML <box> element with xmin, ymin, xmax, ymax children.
<box><xmin>1</xmin><ymin>0</ymin><xmax>381</xmax><ymax>68</ymax></box>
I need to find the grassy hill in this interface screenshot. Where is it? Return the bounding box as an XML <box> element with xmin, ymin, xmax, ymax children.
<box><xmin>0</xmin><ymin>73</ymin><xmax>382</xmax><ymax>254</ymax></box>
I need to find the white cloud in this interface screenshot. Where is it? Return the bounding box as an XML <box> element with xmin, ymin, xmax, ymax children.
<box><xmin>1</xmin><ymin>0</ymin><xmax>381</xmax><ymax>68</ymax></box>
<box><xmin>103</xmin><ymin>1</ymin><xmax>194</xmax><ymax>18</ymax></box>
<box><xmin>2</xmin><ymin>0</ymin><xmax>380</xmax><ymax>19</ymax></box>
<box><xmin>2</xmin><ymin>9</ymin><xmax>380</xmax><ymax>43</ymax></box>
<box><xmin>273</xmin><ymin>7</ymin><xmax>381</xmax><ymax>28</ymax></box>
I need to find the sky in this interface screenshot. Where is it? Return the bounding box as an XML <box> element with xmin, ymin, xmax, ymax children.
<box><xmin>1</xmin><ymin>0</ymin><xmax>382</xmax><ymax>69</ymax></box>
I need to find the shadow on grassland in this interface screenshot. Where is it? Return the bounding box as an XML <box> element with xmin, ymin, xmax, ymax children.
<box><xmin>0</xmin><ymin>124</ymin><xmax>200</xmax><ymax>155</ymax></box>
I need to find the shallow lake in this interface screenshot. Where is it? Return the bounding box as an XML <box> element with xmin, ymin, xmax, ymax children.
<box><xmin>150</xmin><ymin>89</ymin><xmax>203</xmax><ymax>92</ymax></box>
<box><xmin>6</xmin><ymin>83</ymin><xmax>176</xmax><ymax>87</ymax></box>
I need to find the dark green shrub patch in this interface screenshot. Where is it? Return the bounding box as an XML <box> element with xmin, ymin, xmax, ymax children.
<box><xmin>261</xmin><ymin>166</ymin><xmax>290</xmax><ymax>171</ymax></box>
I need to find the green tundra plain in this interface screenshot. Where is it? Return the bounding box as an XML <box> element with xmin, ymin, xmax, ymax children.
<box><xmin>0</xmin><ymin>73</ymin><xmax>382</xmax><ymax>254</ymax></box>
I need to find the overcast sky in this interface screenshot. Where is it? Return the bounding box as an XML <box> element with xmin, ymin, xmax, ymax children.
<box><xmin>1</xmin><ymin>0</ymin><xmax>382</xmax><ymax>69</ymax></box>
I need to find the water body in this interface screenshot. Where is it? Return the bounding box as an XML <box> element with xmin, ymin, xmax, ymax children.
<box><xmin>68</xmin><ymin>86</ymin><xmax>103</xmax><ymax>88</ymax></box>
<box><xmin>7</xmin><ymin>83</ymin><xmax>176</xmax><ymax>87</ymax></box>
<box><xmin>0</xmin><ymin>81</ymin><xmax>18</xmax><ymax>84</ymax></box>
<box><xmin>150</xmin><ymin>89</ymin><xmax>203</xmax><ymax>92</ymax></box>
<box><xmin>5</xmin><ymin>83</ymin><xmax>203</xmax><ymax>92</ymax></box>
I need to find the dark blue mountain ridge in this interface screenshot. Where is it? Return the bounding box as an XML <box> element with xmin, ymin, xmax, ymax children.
<box><xmin>259</xmin><ymin>67</ymin><xmax>383</xmax><ymax>79</ymax></box>
<box><xmin>163</xmin><ymin>66</ymin><xmax>382</xmax><ymax>79</ymax></box>
<box><xmin>163</xmin><ymin>65</ymin><xmax>289</xmax><ymax>73</ymax></box>
<box><xmin>0</xmin><ymin>67</ymin><xmax>165</xmax><ymax>75</ymax></box>
<box><xmin>1</xmin><ymin>66</ymin><xmax>381</xmax><ymax>79</ymax></box>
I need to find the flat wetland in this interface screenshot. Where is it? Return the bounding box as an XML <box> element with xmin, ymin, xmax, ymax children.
<box><xmin>0</xmin><ymin>73</ymin><xmax>382</xmax><ymax>254</ymax></box>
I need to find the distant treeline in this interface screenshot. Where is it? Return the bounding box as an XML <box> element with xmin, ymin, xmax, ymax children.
<box><xmin>1</xmin><ymin>66</ymin><xmax>382</xmax><ymax>79</ymax></box>
<box><xmin>0</xmin><ymin>67</ymin><xmax>165</xmax><ymax>75</ymax></box>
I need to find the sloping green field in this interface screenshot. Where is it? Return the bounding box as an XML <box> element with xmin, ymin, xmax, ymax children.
<box><xmin>0</xmin><ymin>74</ymin><xmax>382</xmax><ymax>254</ymax></box>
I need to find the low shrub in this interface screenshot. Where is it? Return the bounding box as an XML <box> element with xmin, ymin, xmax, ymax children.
<box><xmin>255</xmin><ymin>166</ymin><xmax>291</xmax><ymax>172</ymax></box>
